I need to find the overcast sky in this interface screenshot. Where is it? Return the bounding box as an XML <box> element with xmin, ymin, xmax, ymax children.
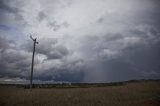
<box><xmin>0</xmin><ymin>0</ymin><xmax>160</xmax><ymax>83</ymax></box>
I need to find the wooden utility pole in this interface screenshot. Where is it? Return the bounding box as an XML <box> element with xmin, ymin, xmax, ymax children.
<box><xmin>30</xmin><ymin>35</ymin><xmax>38</xmax><ymax>89</ymax></box>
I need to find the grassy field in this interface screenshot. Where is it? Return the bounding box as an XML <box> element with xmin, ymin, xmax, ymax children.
<box><xmin>0</xmin><ymin>81</ymin><xmax>160</xmax><ymax>106</ymax></box>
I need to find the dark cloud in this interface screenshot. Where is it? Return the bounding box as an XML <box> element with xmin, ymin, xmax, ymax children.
<box><xmin>37</xmin><ymin>11</ymin><xmax>47</xmax><ymax>22</ymax></box>
<box><xmin>0</xmin><ymin>36</ymin><xmax>13</xmax><ymax>49</ymax></box>
<box><xmin>0</xmin><ymin>36</ymin><xmax>31</xmax><ymax>78</ymax></box>
<box><xmin>0</xmin><ymin>0</ymin><xmax>19</xmax><ymax>14</ymax></box>
<box><xmin>102</xmin><ymin>43</ymin><xmax>160</xmax><ymax>82</ymax></box>
<box><xmin>23</xmin><ymin>38</ymin><xmax>69</xmax><ymax>59</ymax></box>
<box><xmin>0</xmin><ymin>36</ymin><xmax>82</xmax><ymax>82</ymax></box>
<box><xmin>4</xmin><ymin>29</ymin><xmax>158</xmax><ymax>83</ymax></box>
<box><xmin>76</xmin><ymin>28</ymin><xmax>160</xmax><ymax>82</ymax></box>
<box><xmin>34</xmin><ymin>67</ymin><xmax>85</xmax><ymax>82</ymax></box>
<box><xmin>0</xmin><ymin>0</ymin><xmax>24</xmax><ymax>23</ymax></box>
<box><xmin>48</xmin><ymin>21</ymin><xmax>70</xmax><ymax>31</ymax></box>
<box><xmin>97</xmin><ymin>17</ymin><xmax>104</xmax><ymax>23</ymax></box>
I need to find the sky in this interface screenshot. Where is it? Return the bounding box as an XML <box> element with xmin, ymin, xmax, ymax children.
<box><xmin>0</xmin><ymin>0</ymin><xmax>160</xmax><ymax>83</ymax></box>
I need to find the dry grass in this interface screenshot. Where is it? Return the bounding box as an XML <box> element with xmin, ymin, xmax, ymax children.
<box><xmin>0</xmin><ymin>81</ymin><xmax>160</xmax><ymax>106</ymax></box>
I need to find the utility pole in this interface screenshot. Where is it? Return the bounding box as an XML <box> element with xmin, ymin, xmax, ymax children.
<box><xmin>30</xmin><ymin>35</ymin><xmax>38</xmax><ymax>89</ymax></box>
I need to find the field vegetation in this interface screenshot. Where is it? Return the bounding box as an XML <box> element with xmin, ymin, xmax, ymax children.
<box><xmin>0</xmin><ymin>80</ymin><xmax>160</xmax><ymax>106</ymax></box>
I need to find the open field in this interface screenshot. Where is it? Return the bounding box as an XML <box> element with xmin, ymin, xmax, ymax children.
<box><xmin>0</xmin><ymin>81</ymin><xmax>160</xmax><ymax>106</ymax></box>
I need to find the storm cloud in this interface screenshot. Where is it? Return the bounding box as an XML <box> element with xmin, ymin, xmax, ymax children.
<box><xmin>0</xmin><ymin>0</ymin><xmax>160</xmax><ymax>83</ymax></box>
<box><xmin>0</xmin><ymin>36</ymin><xmax>31</xmax><ymax>78</ymax></box>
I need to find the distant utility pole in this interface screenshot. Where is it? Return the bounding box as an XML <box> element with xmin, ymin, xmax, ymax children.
<box><xmin>30</xmin><ymin>35</ymin><xmax>38</xmax><ymax>89</ymax></box>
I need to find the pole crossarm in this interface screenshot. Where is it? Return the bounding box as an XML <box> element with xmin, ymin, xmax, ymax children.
<box><xmin>30</xmin><ymin>35</ymin><xmax>38</xmax><ymax>44</ymax></box>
